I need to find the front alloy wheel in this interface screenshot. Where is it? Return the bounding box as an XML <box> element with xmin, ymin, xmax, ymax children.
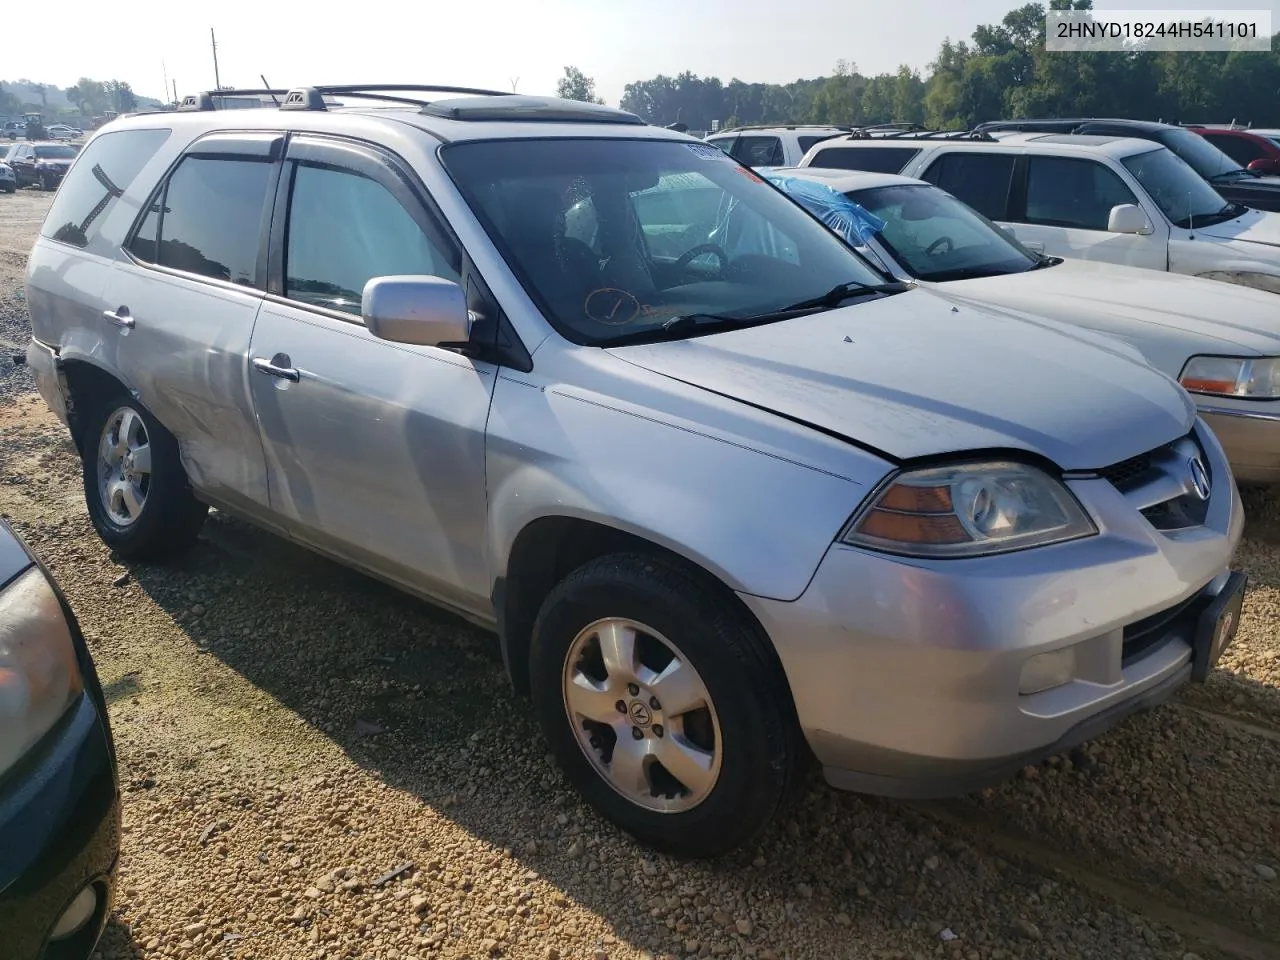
<box><xmin>531</xmin><ymin>553</ymin><xmax>802</xmax><ymax>857</ymax></box>
<box><xmin>563</xmin><ymin>617</ymin><xmax>722</xmax><ymax>812</ymax></box>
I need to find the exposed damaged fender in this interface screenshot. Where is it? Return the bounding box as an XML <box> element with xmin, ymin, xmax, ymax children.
<box><xmin>1194</xmin><ymin>271</ymin><xmax>1280</xmax><ymax>296</ymax></box>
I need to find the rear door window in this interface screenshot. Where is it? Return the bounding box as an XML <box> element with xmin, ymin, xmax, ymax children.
<box><xmin>921</xmin><ymin>153</ymin><xmax>1016</xmax><ymax>220</ymax></box>
<box><xmin>798</xmin><ymin>134</ymin><xmax>841</xmax><ymax>154</ymax></box>
<box><xmin>808</xmin><ymin>146</ymin><xmax>921</xmax><ymax>173</ymax></box>
<box><xmin>41</xmin><ymin>128</ymin><xmax>171</xmax><ymax>249</ymax></box>
<box><xmin>129</xmin><ymin>156</ymin><xmax>273</xmax><ymax>286</ymax></box>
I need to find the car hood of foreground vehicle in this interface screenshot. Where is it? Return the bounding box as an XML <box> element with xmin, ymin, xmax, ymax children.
<box><xmin>607</xmin><ymin>287</ymin><xmax>1194</xmax><ymax>471</ymax></box>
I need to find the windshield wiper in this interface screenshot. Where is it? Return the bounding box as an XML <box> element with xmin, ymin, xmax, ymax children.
<box><xmin>777</xmin><ymin>278</ymin><xmax>909</xmax><ymax>313</ymax></box>
<box><xmin>1209</xmin><ymin>168</ymin><xmax>1253</xmax><ymax>182</ymax></box>
<box><xmin>602</xmin><ymin>313</ymin><xmax>757</xmax><ymax>346</ymax></box>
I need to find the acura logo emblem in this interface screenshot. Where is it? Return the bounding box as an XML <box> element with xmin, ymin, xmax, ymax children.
<box><xmin>1188</xmin><ymin>457</ymin><xmax>1211</xmax><ymax>501</ymax></box>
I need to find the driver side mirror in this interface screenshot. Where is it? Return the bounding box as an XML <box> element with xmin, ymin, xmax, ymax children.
<box><xmin>1248</xmin><ymin>157</ymin><xmax>1280</xmax><ymax>176</ymax></box>
<box><xmin>1107</xmin><ymin>204</ymin><xmax>1151</xmax><ymax>235</ymax></box>
<box><xmin>362</xmin><ymin>275</ymin><xmax>473</xmax><ymax>348</ymax></box>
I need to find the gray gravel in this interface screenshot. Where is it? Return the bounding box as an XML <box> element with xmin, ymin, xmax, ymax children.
<box><xmin>2</xmin><ymin>192</ymin><xmax>1278</xmax><ymax>960</ymax></box>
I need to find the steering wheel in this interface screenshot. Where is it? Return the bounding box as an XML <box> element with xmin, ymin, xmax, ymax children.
<box><xmin>926</xmin><ymin>236</ymin><xmax>954</xmax><ymax>257</ymax></box>
<box><xmin>674</xmin><ymin>243</ymin><xmax>729</xmax><ymax>276</ymax></box>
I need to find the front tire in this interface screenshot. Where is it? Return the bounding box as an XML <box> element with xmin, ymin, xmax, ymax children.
<box><xmin>80</xmin><ymin>393</ymin><xmax>208</xmax><ymax>560</ymax></box>
<box><xmin>530</xmin><ymin>553</ymin><xmax>801</xmax><ymax>857</ymax></box>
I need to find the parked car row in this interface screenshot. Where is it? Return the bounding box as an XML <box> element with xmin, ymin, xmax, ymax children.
<box><xmin>794</xmin><ymin>126</ymin><xmax>1280</xmax><ymax>296</ymax></box>
<box><xmin>19</xmin><ymin>87</ymin><xmax>1255</xmax><ymax>865</ymax></box>
<box><xmin>0</xmin><ymin>141</ymin><xmax>81</xmax><ymax>191</ymax></box>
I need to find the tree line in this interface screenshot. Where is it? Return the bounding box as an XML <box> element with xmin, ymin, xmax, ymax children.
<box><xmin>0</xmin><ymin>77</ymin><xmax>142</xmax><ymax>120</ymax></box>
<box><xmin>558</xmin><ymin>0</ymin><xmax>1280</xmax><ymax>131</ymax></box>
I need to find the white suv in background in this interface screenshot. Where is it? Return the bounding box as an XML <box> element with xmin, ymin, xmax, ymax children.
<box><xmin>800</xmin><ymin>133</ymin><xmax>1280</xmax><ymax>295</ymax></box>
<box><xmin>706</xmin><ymin>125</ymin><xmax>848</xmax><ymax>167</ymax></box>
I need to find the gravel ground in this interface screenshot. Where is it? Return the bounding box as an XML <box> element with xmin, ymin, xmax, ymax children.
<box><xmin>1</xmin><ymin>190</ymin><xmax>1278</xmax><ymax>960</ymax></box>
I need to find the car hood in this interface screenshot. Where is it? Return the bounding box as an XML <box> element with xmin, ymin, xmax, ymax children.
<box><xmin>1197</xmin><ymin>207</ymin><xmax>1280</xmax><ymax>247</ymax></box>
<box><xmin>936</xmin><ymin>259</ymin><xmax>1280</xmax><ymax>356</ymax></box>
<box><xmin>607</xmin><ymin>288</ymin><xmax>1194</xmax><ymax>470</ymax></box>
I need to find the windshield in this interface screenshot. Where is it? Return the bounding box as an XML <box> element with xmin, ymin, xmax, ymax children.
<box><xmin>441</xmin><ymin>138</ymin><xmax>889</xmax><ymax>346</ymax></box>
<box><xmin>1120</xmin><ymin>147</ymin><xmax>1234</xmax><ymax>228</ymax></box>
<box><xmin>849</xmin><ymin>183</ymin><xmax>1040</xmax><ymax>281</ymax></box>
<box><xmin>1159</xmin><ymin>128</ymin><xmax>1246</xmax><ymax>181</ymax></box>
<box><xmin>34</xmin><ymin>144</ymin><xmax>77</xmax><ymax>159</ymax></box>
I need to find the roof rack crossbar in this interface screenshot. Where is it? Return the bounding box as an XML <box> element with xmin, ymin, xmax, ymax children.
<box><xmin>177</xmin><ymin>83</ymin><xmax>513</xmax><ymax>113</ymax></box>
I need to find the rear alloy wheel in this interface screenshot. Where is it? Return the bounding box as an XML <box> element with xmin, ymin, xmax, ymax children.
<box><xmin>530</xmin><ymin>553</ymin><xmax>801</xmax><ymax>857</ymax></box>
<box><xmin>81</xmin><ymin>394</ymin><xmax>207</xmax><ymax>560</ymax></box>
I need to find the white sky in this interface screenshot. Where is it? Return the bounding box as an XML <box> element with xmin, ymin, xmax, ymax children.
<box><xmin>6</xmin><ymin>0</ymin><xmax>1278</xmax><ymax>106</ymax></box>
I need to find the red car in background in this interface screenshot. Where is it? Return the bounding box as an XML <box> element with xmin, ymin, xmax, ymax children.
<box><xmin>1188</xmin><ymin>126</ymin><xmax>1280</xmax><ymax>176</ymax></box>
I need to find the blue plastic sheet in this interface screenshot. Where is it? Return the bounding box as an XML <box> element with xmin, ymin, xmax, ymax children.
<box><xmin>762</xmin><ymin>172</ymin><xmax>886</xmax><ymax>246</ymax></box>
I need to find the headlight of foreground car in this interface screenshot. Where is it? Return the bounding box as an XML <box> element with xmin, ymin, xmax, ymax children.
<box><xmin>1179</xmin><ymin>355</ymin><xmax>1280</xmax><ymax>399</ymax></box>
<box><xmin>0</xmin><ymin>568</ymin><xmax>83</xmax><ymax>776</ymax></box>
<box><xmin>841</xmin><ymin>461</ymin><xmax>1097</xmax><ymax>558</ymax></box>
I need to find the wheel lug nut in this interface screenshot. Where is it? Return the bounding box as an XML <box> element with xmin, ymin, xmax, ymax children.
<box><xmin>652</xmin><ymin>724</ymin><xmax>664</xmax><ymax>738</ymax></box>
<box><xmin>615</xmin><ymin>700</ymin><xmax>626</xmax><ymax>714</ymax></box>
<box><xmin>627</xmin><ymin>683</ymin><xmax>640</xmax><ymax>696</ymax></box>
<box><xmin>631</xmin><ymin>727</ymin><xmax>644</xmax><ymax>740</ymax></box>
<box><xmin>649</xmin><ymin>697</ymin><xmax>660</xmax><ymax>710</ymax></box>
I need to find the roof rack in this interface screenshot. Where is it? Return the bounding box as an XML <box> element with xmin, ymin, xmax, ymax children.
<box><xmin>1177</xmin><ymin>120</ymin><xmax>1252</xmax><ymax>130</ymax></box>
<box><xmin>177</xmin><ymin>83</ymin><xmax>513</xmax><ymax>113</ymax></box>
<box><xmin>845</xmin><ymin>128</ymin><xmax>995</xmax><ymax>141</ymax></box>
<box><xmin>715</xmin><ymin>124</ymin><xmax>855</xmax><ymax>134</ymax></box>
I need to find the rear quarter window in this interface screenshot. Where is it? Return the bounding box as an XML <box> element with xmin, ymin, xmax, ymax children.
<box><xmin>40</xmin><ymin>128</ymin><xmax>172</xmax><ymax>250</ymax></box>
<box><xmin>807</xmin><ymin>146</ymin><xmax>921</xmax><ymax>174</ymax></box>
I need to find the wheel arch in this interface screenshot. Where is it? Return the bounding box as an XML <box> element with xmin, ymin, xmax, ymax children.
<box><xmin>59</xmin><ymin>357</ymin><xmax>132</xmax><ymax>452</ymax></box>
<box><xmin>494</xmin><ymin>513</ymin><xmax>801</xmax><ymax>736</ymax></box>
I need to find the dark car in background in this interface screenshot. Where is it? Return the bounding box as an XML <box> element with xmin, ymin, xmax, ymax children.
<box><xmin>6</xmin><ymin>142</ymin><xmax>80</xmax><ymax>191</ymax></box>
<box><xmin>974</xmin><ymin>118</ymin><xmax>1280</xmax><ymax>213</ymax></box>
<box><xmin>0</xmin><ymin>519</ymin><xmax>120</xmax><ymax>960</ymax></box>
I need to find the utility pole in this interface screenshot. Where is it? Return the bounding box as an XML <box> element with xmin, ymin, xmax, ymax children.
<box><xmin>211</xmin><ymin>28</ymin><xmax>222</xmax><ymax>91</ymax></box>
<box><xmin>172</xmin><ymin>79</ymin><xmax>179</xmax><ymax>103</ymax></box>
<box><xmin>162</xmin><ymin>61</ymin><xmax>169</xmax><ymax>104</ymax></box>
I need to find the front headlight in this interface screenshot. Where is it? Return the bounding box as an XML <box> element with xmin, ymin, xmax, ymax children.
<box><xmin>841</xmin><ymin>461</ymin><xmax>1097</xmax><ymax>558</ymax></box>
<box><xmin>0</xmin><ymin>568</ymin><xmax>83</xmax><ymax>776</ymax></box>
<box><xmin>1179</xmin><ymin>355</ymin><xmax>1280</xmax><ymax>399</ymax></box>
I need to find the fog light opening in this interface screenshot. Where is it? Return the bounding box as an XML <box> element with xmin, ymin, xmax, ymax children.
<box><xmin>1019</xmin><ymin>647</ymin><xmax>1076</xmax><ymax>696</ymax></box>
<box><xmin>49</xmin><ymin>885</ymin><xmax>97</xmax><ymax>941</ymax></box>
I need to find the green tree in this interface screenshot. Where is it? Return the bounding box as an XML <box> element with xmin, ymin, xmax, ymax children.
<box><xmin>556</xmin><ymin>67</ymin><xmax>604</xmax><ymax>105</ymax></box>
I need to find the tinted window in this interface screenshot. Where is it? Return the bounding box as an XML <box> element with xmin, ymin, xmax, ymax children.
<box><xmin>1201</xmin><ymin>134</ymin><xmax>1264</xmax><ymax>166</ymax></box>
<box><xmin>1024</xmin><ymin>156</ymin><xmax>1139</xmax><ymax>230</ymax></box>
<box><xmin>133</xmin><ymin>156</ymin><xmax>272</xmax><ymax>285</ymax></box>
<box><xmin>34</xmin><ymin>144</ymin><xmax>77</xmax><ymax>160</ymax></box>
<box><xmin>285</xmin><ymin>164</ymin><xmax>459</xmax><ymax>315</ymax></box>
<box><xmin>809</xmin><ymin>146</ymin><xmax>920</xmax><ymax>174</ymax></box>
<box><xmin>441</xmin><ymin>138</ymin><xmax>887</xmax><ymax>346</ymax></box>
<box><xmin>1157</xmin><ymin>128</ymin><xmax>1243</xmax><ymax>179</ymax></box>
<box><xmin>921</xmin><ymin>153</ymin><xmax>1015</xmax><ymax>220</ymax></box>
<box><xmin>798</xmin><ymin>134</ymin><xmax>840</xmax><ymax>154</ymax></box>
<box><xmin>733</xmin><ymin>136</ymin><xmax>784</xmax><ymax>167</ymax></box>
<box><xmin>42</xmin><ymin>128</ymin><xmax>171</xmax><ymax>249</ymax></box>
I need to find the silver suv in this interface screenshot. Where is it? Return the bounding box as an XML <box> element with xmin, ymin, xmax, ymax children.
<box><xmin>25</xmin><ymin>85</ymin><xmax>1245</xmax><ymax>856</ymax></box>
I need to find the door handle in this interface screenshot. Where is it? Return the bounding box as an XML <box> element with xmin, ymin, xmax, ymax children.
<box><xmin>251</xmin><ymin>356</ymin><xmax>301</xmax><ymax>383</ymax></box>
<box><xmin>102</xmin><ymin>307</ymin><xmax>134</xmax><ymax>329</ymax></box>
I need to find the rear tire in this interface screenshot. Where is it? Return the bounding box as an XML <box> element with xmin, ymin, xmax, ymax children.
<box><xmin>79</xmin><ymin>392</ymin><xmax>207</xmax><ymax>561</ymax></box>
<box><xmin>529</xmin><ymin>552</ymin><xmax>801</xmax><ymax>857</ymax></box>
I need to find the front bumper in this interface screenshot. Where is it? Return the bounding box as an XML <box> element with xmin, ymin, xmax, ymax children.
<box><xmin>0</xmin><ymin>692</ymin><xmax>120</xmax><ymax>960</ymax></box>
<box><xmin>742</xmin><ymin>419</ymin><xmax>1244</xmax><ymax>798</ymax></box>
<box><xmin>1198</xmin><ymin>400</ymin><xmax>1280</xmax><ymax>485</ymax></box>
